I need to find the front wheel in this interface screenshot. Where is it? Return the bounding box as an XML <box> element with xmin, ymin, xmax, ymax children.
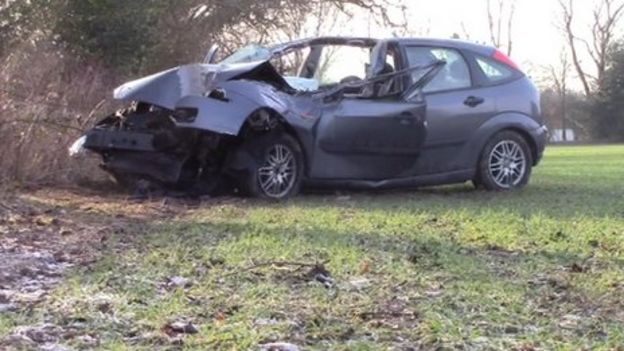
<box><xmin>475</xmin><ymin>131</ymin><xmax>533</xmax><ymax>191</ymax></box>
<box><xmin>240</xmin><ymin>133</ymin><xmax>304</xmax><ymax>199</ymax></box>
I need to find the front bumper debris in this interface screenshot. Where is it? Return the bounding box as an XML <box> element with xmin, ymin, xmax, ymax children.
<box><xmin>84</xmin><ymin>129</ymin><xmax>157</xmax><ymax>152</ymax></box>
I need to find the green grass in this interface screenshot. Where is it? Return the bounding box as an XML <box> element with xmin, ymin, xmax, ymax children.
<box><xmin>7</xmin><ymin>145</ymin><xmax>624</xmax><ymax>350</ymax></box>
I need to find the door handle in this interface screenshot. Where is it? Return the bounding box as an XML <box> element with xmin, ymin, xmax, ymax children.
<box><xmin>464</xmin><ymin>96</ymin><xmax>485</xmax><ymax>107</ymax></box>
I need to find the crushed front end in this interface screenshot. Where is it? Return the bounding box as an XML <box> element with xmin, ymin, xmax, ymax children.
<box><xmin>82</xmin><ymin>102</ymin><xmax>232</xmax><ymax>192</ymax></box>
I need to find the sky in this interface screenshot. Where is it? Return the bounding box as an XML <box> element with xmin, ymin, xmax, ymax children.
<box><xmin>403</xmin><ymin>0</ymin><xmax>563</xmax><ymax>68</ymax></box>
<box><xmin>339</xmin><ymin>0</ymin><xmax>623</xmax><ymax>86</ymax></box>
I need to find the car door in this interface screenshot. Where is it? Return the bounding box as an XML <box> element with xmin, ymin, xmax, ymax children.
<box><xmin>317</xmin><ymin>98</ymin><xmax>426</xmax><ymax>156</ymax></box>
<box><xmin>311</xmin><ymin>96</ymin><xmax>427</xmax><ymax>180</ymax></box>
<box><xmin>402</xmin><ymin>46</ymin><xmax>497</xmax><ymax>173</ymax></box>
<box><xmin>307</xmin><ymin>41</ymin><xmax>436</xmax><ymax>180</ymax></box>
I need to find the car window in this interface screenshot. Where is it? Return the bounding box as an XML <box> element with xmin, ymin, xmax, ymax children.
<box><xmin>405</xmin><ymin>47</ymin><xmax>471</xmax><ymax>93</ymax></box>
<box><xmin>270</xmin><ymin>47</ymin><xmax>311</xmax><ymax>77</ymax></box>
<box><xmin>475</xmin><ymin>56</ymin><xmax>514</xmax><ymax>83</ymax></box>
<box><xmin>315</xmin><ymin>46</ymin><xmax>370</xmax><ymax>86</ymax></box>
<box><xmin>221</xmin><ymin>44</ymin><xmax>271</xmax><ymax>64</ymax></box>
<box><xmin>269</xmin><ymin>47</ymin><xmax>322</xmax><ymax>91</ymax></box>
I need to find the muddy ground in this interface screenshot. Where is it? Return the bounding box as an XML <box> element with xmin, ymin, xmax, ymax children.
<box><xmin>0</xmin><ymin>186</ymin><xmax>193</xmax><ymax>350</ymax></box>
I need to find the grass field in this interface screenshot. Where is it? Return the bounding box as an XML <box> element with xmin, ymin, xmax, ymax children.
<box><xmin>1</xmin><ymin>145</ymin><xmax>624</xmax><ymax>350</ymax></box>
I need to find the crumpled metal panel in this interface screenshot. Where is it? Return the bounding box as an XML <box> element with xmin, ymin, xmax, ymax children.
<box><xmin>113</xmin><ymin>61</ymin><xmax>267</xmax><ymax>110</ymax></box>
<box><xmin>175</xmin><ymin>80</ymin><xmax>298</xmax><ymax>136</ymax></box>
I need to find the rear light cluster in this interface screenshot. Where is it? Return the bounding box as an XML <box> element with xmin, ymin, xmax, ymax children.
<box><xmin>492</xmin><ymin>50</ymin><xmax>520</xmax><ymax>71</ymax></box>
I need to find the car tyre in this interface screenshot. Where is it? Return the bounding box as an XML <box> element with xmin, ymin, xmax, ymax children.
<box><xmin>240</xmin><ymin>132</ymin><xmax>304</xmax><ymax>199</ymax></box>
<box><xmin>476</xmin><ymin>131</ymin><xmax>533</xmax><ymax>191</ymax></box>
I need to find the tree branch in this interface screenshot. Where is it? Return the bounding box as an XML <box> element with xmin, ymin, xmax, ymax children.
<box><xmin>558</xmin><ymin>0</ymin><xmax>593</xmax><ymax>96</ymax></box>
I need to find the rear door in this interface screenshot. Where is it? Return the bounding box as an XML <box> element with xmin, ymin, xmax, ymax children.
<box><xmin>402</xmin><ymin>45</ymin><xmax>497</xmax><ymax>173</ymax></box>
<box><xmin>404</xmin><ymin>46</ymin><xmax>496</xmax><ymax>146</ymax></box>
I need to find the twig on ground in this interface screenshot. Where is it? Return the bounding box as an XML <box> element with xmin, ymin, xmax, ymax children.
<box><xmin>0</xmin><ymin>118</ymin><xmax>85</xmax><ymax>133</ymax></box>
<box><xmin>221</xmin><ymin>259</ymin><xmax>330</xmax><ymax>278</ymax></box>
<box><xmin>359</xmin><ymin>310</ymin><xmax>417</xmax><ymax>320</ymax></box>
<box><xmin>84</xmin><ymin>99</ymin><xmax>107</xmax><ymax>128</ymax></box>
<box><xmin>0</xmin><ymin>201</ymin><xmax>16</xmax><ymax>212</ymax></box>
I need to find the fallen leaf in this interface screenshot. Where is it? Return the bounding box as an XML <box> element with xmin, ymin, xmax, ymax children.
<box><xmin>96</xmin><ymin>302</ymin><xmax>113</xmax><ymax>314</ymax></box>
<box><xmin>167</xmin><ymin>276</ymin><xmax>192</xmax><ymax>288</ymax></box>
<box><xmin>52</xmin><ymin>251</ymin><xmax>70</xmax><ymax>263</ymax></box>
<box><xmin>306</xmin><ymin>264</ymin><xmax>334</xmax><ymax>289</ymax></box>
<box><xmin>39</xmin><ymin>343</ymin><xmax>72</xmax><ymax>351</ymax></box>
<box><xmin>559</xmin><ymin>314</ymin><xmax>581</xmax><ymax>330</ymax></box>
<box><xmin>260</xmin><ymin>342</ymin><xmax>301</xmax><ymax>351</ymax></box>
<box><xmin>214</xmin><ymin>311</ymin><xmax>226</xmax><ymax>323</ymax></box>
<box><xmin>348</xmin><ymin>278</ymin><xmax>371</xmax><ymax>290</ymax></box>
<box><xmin>165</xmin><ymin>321</ymin><xmax>199</xmax><ymax>335</ymax></box>
<box><xmin>568</xmin><ymin>263</ymin><xmax>586</xmax><ymax>273</ymax></box>
<box><xmin>504</xmin><ymin>325</ymin><xmax>521</xmax><ymax>334</ymax></box>
<box><xmin>254</xmin><ymin>318</ymin><xmax>279</xmax><ymax>326</ymax></box>
<box><xmin>425</xmin><ymin>289</ymin><xmax>443</xmax><ymax>298</ymax></box>
<box><xmin>359</xmin><ymin>260</ymin><xmax>371</xmax><ymax>274</ymax></box>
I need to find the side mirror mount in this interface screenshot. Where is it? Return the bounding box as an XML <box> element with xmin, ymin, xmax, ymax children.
<box><xmin>203</xmin><ymin>44</ymin><xmax>219</xmax><ymax>64</ymax></box>
<box><xmin>411</xmin><ymin>87</ymin><xmax>425</xmax><ymax>104</ymax></box>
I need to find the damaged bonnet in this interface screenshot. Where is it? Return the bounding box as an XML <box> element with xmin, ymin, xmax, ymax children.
<box><xmin>113</xmin><ymin>61</ymin><xmax>287</xmax><ymax>110</ymax></box>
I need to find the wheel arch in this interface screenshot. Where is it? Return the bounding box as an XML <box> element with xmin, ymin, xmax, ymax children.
<box><xmin>466</xmin><ymin>112</ymin><xmax>542</xmax><ymax>170</ymax></box>
<box><xmin>236</xmin><ymin>107</ymin><xmax>310</xmax><ymax>176</ymax></box>
<box><xmin>503</xmin><ymin>127</ymin><xmax>538</xmax><ymax>166</ymax></box>
<box><xmin>475</xmin><ymin>126</ymin><xmax>539</xmax><ymax>167</ymax></box>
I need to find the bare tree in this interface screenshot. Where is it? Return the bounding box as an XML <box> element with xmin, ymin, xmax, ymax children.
<box><xmin>460</xmin><ymin>22</ymin><xmax>472</xmax><ymax>40</ymax></box>
<box><xmin>558</xmin><ymin>0</ymin><xmax>624</xmax><ymax>96</ymax></box>
<box><xmin>547</xmin><ymin>50</ymin><xmax>573</xmax><ymax>141</ymax></box>
<box><xmin>486</xmin><ymin>0</ymin><xmax>516</xmax><ymax>56</ymax></box>
<box><xmin>189</xmin><ymin>0</ymin><xmax>407</xmax><ymax>59</ymax></box>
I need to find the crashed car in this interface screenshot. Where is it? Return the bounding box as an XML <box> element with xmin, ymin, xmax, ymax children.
<box><xmin>71</xmin><ymin>36</ymin><xmax>548</xmax><ymax>199</ymax></box>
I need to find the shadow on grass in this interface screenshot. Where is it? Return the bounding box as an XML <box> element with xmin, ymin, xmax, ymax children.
<box><xmin>302</xmin><ymin>181</ymin><xmax>624</xmax><ymax>220</ymax></box>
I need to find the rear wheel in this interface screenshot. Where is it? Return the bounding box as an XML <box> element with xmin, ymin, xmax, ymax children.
<box><xmin>240</xmin><ymin>133</ymin><xmax>304</xmax><ymax>199</ymax></box>
<box><xmin>475</xmin><ymin>131</ymin><xmax>533</xmax><ymax>191</ymax></box>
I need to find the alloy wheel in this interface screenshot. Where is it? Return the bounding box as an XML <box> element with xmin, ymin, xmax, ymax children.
<box><xmin>488</xmin><ymin>140</ymin><xmax>527</xmax><ymax>189</ymax></box>
<box><xmin>257</xmin><ymin>144</ymin><xmax>297</xmax><ymax>198</ymax></box>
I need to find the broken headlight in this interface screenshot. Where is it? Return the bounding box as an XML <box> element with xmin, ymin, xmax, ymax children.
<box><xmin>207</xmin><ymin>88</ymin><xmax>228</xmax><ymax>102</ymax></box>
<box><xmin>172</xmin><ymin>108</ymin><xmax>198</xmax><ymax>123</ymax></box>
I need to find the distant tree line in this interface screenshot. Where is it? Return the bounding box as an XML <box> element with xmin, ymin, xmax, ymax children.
<box><xmin>541</xmin><ymin>0</ymin><xmax>624</xmax><ymax>142</ymax></box>
<box><xmin>0</xmin><ymin>0</ymin><xmax>399</xmax><ymax>75</ymax></box>
<box><xmin>592</xmin><ymin>42</ymin><xmax>624</xmax><ymax>140</ymax></box>
<box><xmin>541</xmin><ymin>43</ymin><xmax>624</xmax><ymax>142</ymax></box>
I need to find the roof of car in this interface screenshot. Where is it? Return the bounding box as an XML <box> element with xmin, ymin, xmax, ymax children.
<box><xmin>275</xmin><ymin>36</ymin><xmax>495</xmax><ymax>56</ymax></box>
<box><xmin>395</xmin><ymin>38</ymin><xmax>495</xmax><ymax>55</ymax></box>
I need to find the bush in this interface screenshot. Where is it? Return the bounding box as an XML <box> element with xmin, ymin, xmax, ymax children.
<box><xmin>0</xmin><ymin>41</ymin><xmax>119</xmax><ymax>184</ymax></box>
<box><xmin>592</xmin><ymin>43</ymin><xmax>624</xmax><ymax>141</ymax></box>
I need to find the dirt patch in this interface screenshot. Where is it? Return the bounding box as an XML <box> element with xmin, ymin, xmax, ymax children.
<box><xmin>0</xmin><ymin>186</ymin><xmax>193</xmax><ymax>349</ymax></box>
